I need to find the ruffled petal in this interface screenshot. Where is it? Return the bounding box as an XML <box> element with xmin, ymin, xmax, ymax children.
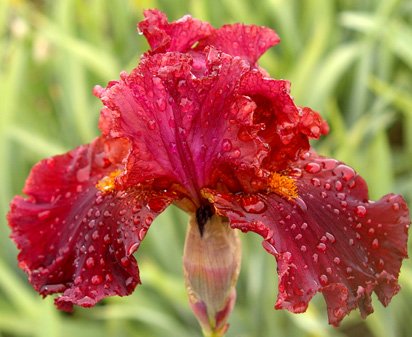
<box><xmin>205</xmin><ymin>151</ymin><xmax>409</xmax><ymax>326</ymax></box>
<box><xmin>239</xmin><ymin>71</ymin><xmax>329</xmax><ymax>170</ymax></box>
<box><xmin>8</xmin><ymin>138</ymin><xmax>175</xmax><ymax>311</ymax></box>
<box><xmin>137</xmin><ymin>10</ymin><xmax>278</xmax><ymax>65</ymax></box>
<box><xmin>95</xmin><ymin>49</ymin><xmax>271</xmax><ymax>200</ymax></box>
<box><xmin>138</xmin><ymin>9</ymin><xmax>213</xmax><ymax>53</ymax></box>
<box><xmin>197</xmin><ymin>23</ymin><xmax>280</xmax><ymax>64</ymax></box>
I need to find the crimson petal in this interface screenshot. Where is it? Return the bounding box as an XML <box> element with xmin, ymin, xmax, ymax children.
<box><xmin>197</xmin><ymin>23</ymin><xmax>280</xmax><ymax>64</ymax></box>
<box><xmin>138</xmin><ymin>9</ymin><xmax>213</xmax><ymax>53</ymax></box>
<box><xmin>95</xmin><ymin>49</ymin><xmax>271</xmax><ymax>199</ymax></box>
<box><xmin>205</xmin><ymin>151</ymin><xmax>409</xmax><ymax>326</ymax></box>
<box><xmin>8</xmin><ymin>138</ymin><xmax>175</xmax><ymax>310</ymax></box>
<box><xmin>239</xmin><ymin>71</ymin><xmax>329</xmax><ymax>170</ymax></box>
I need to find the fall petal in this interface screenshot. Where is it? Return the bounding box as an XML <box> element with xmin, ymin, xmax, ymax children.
<box><xmin>197</xmin><ymin>23</ymin><xmax>280</xmax><ymax>64</ymax></box>
<box><xmin>8</xmin><ymin>138</ymin><xmax>175</xmax><ymax>310</ymax></box>
<box><xmin>205</xmin><ymin>152</ymin><xmax>409</xmax><ymax>326</ymax></box>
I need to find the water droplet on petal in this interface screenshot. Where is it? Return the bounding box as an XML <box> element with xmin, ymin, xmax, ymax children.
<box><xmin>317</xmin><ymin>243</ymin><xmax>327</xmax><ymax>252</ymax></box>
<box><xmin>372</xmin><ymin>238</ymin><xmax>379</xmax><ymax>249</ymax></box>
<box><xmin>147</xmin><ymin>119</ymin><xmax>156</xmax><ymax>130</ymax></box>
<box><xmin>262</xmin><ymin>241</ymin><xmax>278</xmax><ymax>255</ymax></box>
<box><xmin>128</xmin><ymin>242</ymin><xmax>139</xmax><ymax>255</ymax></box>
<box><xmin>355</xmin><ymin>205</ymin><xmax>367</xmax><ymax>217</ymax></box>
<box><xmin>86</xmin><ymin>257</ymin><xmax>95</xmax><ymax>268</ymax></box>
<box><xmin>305</xmin><ymin>162</ymin><xmax>321</xmax><ymax>173</ymax></box>
<box><xmin>38</xmin><ymin>210</ymin><xmax>51</xmax><ymax>220</ymax></box>
<box><xmin>241</xmin><ymin>195</ymin><xmax>267</xmax><ymax>214</ymax></box>
<box><xmin>319</xmin><ymin>274</ymin><xmax>329</xmax><ymax>285</ymax></box>
<box><xmin>333</xmin><ymin>164</ymin><xmax>356</xmax><ymax>181</ymax></box>
<box><xmin>91</xmin><ymin>275</ymin><xmax>103</xmax><ymax>285</ymax></box>
<box><xmin>221</xmin><ymin>139</ymin><xmax>232</xmax><ymax>152</ymax></box>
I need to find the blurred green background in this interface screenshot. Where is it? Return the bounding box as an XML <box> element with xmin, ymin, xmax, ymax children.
<box><xmin>1</xmin><ymin>0</ymin><xmax>411</xmax><ymax>336</ymax></box>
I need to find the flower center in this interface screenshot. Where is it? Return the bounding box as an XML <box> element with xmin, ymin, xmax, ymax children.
<box><xmin>96</xmin><ymin>169</ymin><xmax>122</xmax><ymax>193</ymax></box>
<box><xmin>268</xmin><ymin>172</ymin><xmax>298</xmax><ymax>200</ymax></box>
<box><xmin>196</xmin><ymin>203</ymin><xmax>214</xmax><ymax>237</ymax></box>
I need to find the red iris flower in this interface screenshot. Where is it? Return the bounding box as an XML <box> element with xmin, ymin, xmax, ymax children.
<box><xmin>8</xmin><ymin>9</ymin><xmax>410</xmax><ymax>336</ymax></box>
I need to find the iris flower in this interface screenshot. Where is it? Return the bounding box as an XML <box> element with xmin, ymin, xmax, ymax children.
<box><xmin>8</xmin><ymin>9</ymin><xmax>410</xmax><ymax>337</ymax></box>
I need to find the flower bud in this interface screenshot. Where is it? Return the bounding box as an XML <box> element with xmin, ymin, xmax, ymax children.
<box><xmin>183</xmin><ymin>215</ymin><xmax>241</xmax><ymax>337</ymax></box>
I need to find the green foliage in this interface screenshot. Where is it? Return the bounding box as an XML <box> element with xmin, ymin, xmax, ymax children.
<box><xmin>0</xmin><ymin>0</ymin><xmax>411</xmax><ymax>336</ymax></box>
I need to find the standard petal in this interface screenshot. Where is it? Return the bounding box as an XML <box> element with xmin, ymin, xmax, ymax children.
<box><xmin>197</xmin><ymin>23</ymin><xmax>280</xmax><ymax>64</ymax></box>
<box><xmin>205</xmin><ymin>151</ymin><xmax>409</xmax><ymax>326</ymax></box>
<box><xmin>8</xmin><ymin>138</ymin><xmax>175</xmax><ymax>311</ymax></box>
<box><xmin>239</xmin><ymin>71</ymin><xmax>329</xmax><ymax>171</ymax></box>
<box><xmin>95</xmin><ymin>49</ymin><xmax>271</xmax><ymax>201</ymax></box>
<box><xmin>138</xmin><ymin>9</ymin><xmax>213</xmax><ymax>53</ymax></box>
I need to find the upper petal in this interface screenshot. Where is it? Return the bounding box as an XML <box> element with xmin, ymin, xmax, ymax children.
<box><xmin>138</xmin><ymin>9</ymin><xmax>213</xmax><ymax>53</ymax></box>
<box><xmin>197</xmin><ymin>23</ymin><xmax>280</xmax><ymax>65</ymax></box>
<box><xmin>95</xmin><ymin>49</ymin><xmax>271</xmax><ymax>201</ymax></box>
<box><xmin>137</xmin><ymin>9</ymin><xmax>279</xmax><ymax>65</ymax></box>
<box><xmin>8</xmin><ymin>137</ymin><xmax>175</xmax><ymax>310</ymax></box>
<box><xmin>239</xmin><ymin>71</ymin><xmax>329</xmax><ymax>170</ymax></box>
<box><xmin>205</xmin><ymin>151</ymin><xmax>409</xmax><ymax>326</ymax></box>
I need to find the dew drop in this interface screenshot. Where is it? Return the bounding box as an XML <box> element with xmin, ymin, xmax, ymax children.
<box><xmin>333</xmin><ymin>164</ymin><xmax>356</xmax><ymax>181</ymax></box>
<box><xmin>240</xmin><ymin>196</ymin><xmax>267</xmax><ymax>214</ymax></box>
<box><xmin>221</xmin><ymin>139</ymin><xmax>233</xmax><ymax>152</ymax></box>
<box><xmin>128</xmin><ymin>242</ymin><xmax>140</xmax><ymax>255</ymax></box>
<box><xmin>301</xmin><ymin>222</ymin><xmax>308</xmax><ymax>230</ymax></box>
<box><xmin>145</xmin><ymin>215</ymin><xmax>153</xmax><ymax>225</ymax></box>
<box><xmin>86</xmin><ymin>257</ymin><xmax>95</xmax><ymax>269</ymax></box>
<box><xmin>91</xmin><ymin>275</ymin><xmax>103</xmax><ymax>285</ymax></box>
<box><xmin>156</xmin><ymin>98</ymin><xmax>166</xmax><ymax>111</ymax></box>
<box><xmin>92</xmin><ymin>230</ymin><xmax>99</xmax><ymax>240</ymax></box>
<box><xmin>305</xmin><ymin>162</ymin><xmax>321</xmax><ymax>173</ymax></box>
<box><xmin>147</xmin><ymin>119</ymin><xmax>156</xmax><ymax>130</ymax></box>
<box><xmin>355</xmin><ymin>205</ymin><xmax>367</xmax><ymax>217</ymax></box>
<box><xmin>311</xmin><ymin>178</ymin><xmax>321</xmax><ymax>187</ymax></box>
<box><xmin>334</xmin><ymin>181</ymin><xmax>343</xmax><ymax>191</ymax></box>
<box><xmin>325</xmin><ymin>232</ymin><xmax>336</xmax><ymax>243</ymax></box>
<box><xmin>371</xmin><ymin>238</ymin><xmax>379</xmax><ymax>249</ymax></box>
<box><xmin>313</xmin><ymin>253</ymin><xmax>319</xmax><ymax>263</ymax></box>
<box><xmin>392</xmin><ymin>203</ymin><xmax>400</xmax><ymax>211</ymax></box>
<box><xmin>317</xmin><ymin>243</ymin><xmax>327</xmax><ymax>252</ymax></box>
<box><xmin>300</xmin><ymin>245</ymin><xmax>307</xmax><ymax>252</ymax></box>
<box><xmin>295</xmin><ymin>197</ymin><xmax>307</xmax><ymax>212</ymax></box>
<box><xmin>319</xmin><ymin>274</ymin><xmax>329</xmax><ymax>285</ymax></box>
<box><xmin>121</xmin><ymin>256</ymin><xmax>130</xmax><ymax>267</ymax></box>
<box><xmin>295</xmin><ymin>234</ymin><xmax>302</xmax><ymax>240</ymax></box>
<box><xmin>333</xmin><ymin>257</ymin><xmax>341</xmax><ymax>265</ymax></box>
<box><xmin>262</xmin><ymin>241</ymin><xmax>278</xmax><ymax>255</ymax></box>
<box><xmin>38</xmin><ymin>210</ymin><xmax>51</xmax><ymax>220</ymax></box>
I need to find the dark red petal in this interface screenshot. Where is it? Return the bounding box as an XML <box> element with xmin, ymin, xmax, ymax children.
<box><xmin>205</xmin><ymin>151</ymin><xmax>409</xmax><ymax>326</ymax></box>
<box><xmin>239</xmin><ymin>71</ymin><xmax>329</xmax><ymax>170</ymax></box>
<box><xmin>8</xmin><ymin>138</ymin><xmax>175</xmax><ymax>310</ymax></box>
<box><xmin>95</xmin><ymin>49</ymin><xmax>270</xmax><ymax>199</ymax></box>
<box><xmin>138</xmin><ymin>9</ymin><xmax>213</xmax><ymax>53</ymax></box>
<box><xmin>197</xmin><ymin>23</ymin><xmax>280</xmax><ymax>64</ymax></box>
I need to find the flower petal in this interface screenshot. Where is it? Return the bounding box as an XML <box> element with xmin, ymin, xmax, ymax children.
<box><xmin>8</xmin><ymin>138</ymin><xmax>175</xmax><ymax>311</ymax></box>
<box><xmin>205</xmin><ymin>151</ymin><xmax>409</xmax><ymax>326</ymax></box>
<box><xmin>138</xmin><ymin>9</ymin><xmax>213</xmax><ymax>53</ymax></box>
<box><xmin>239</xmin><ymin>71</ymin><xmax>329</xmax><ymax>170</ymax></box>
<box><xmin>95</xmin><ymin>49</ymin><xmax>271</xmax><ymax>200</ymax></box>
<box><xmin>197</xmin><ymin>23</ymin><xmax>280</xmax><ymax>64</ymax></box>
